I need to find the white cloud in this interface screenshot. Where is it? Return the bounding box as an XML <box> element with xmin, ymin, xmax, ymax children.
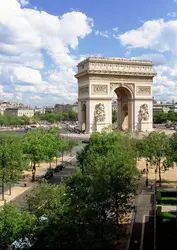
<box><xmin>95</xmin><ymin>30</ymin><xmax>110</xmax><ymax>38</ymax></box>
<box><xmin>124</xmin><ymin>50</ymin><xmax>131</xmax><ymax>57</ymax></box>
<box><xmin>30</xmin><ymin>95</ymin><xmax>41</xmax><ymax>100</ymax></box>
<box><xmin>0</xmin><ymin>0</ymin><xmax>93</xmax><ymax>105</ymax></box>
<box><xmin>12</xmin><ymin>66</ymin><xmax>42</xmax><ymax>84</ymax></box>
<box><xmin>119</xmin><ymin>19</ymin><xmax>177</xmax><ymax>55</ymax></box>
<box><xmin>112</xmin><ymin>27</ymin><xmax>119</xmax><ymax>32</ymax></box>
<box><xmin>119</xmin><ymin>17</ymin><xmax>177</xmax><ymax>101</ymax></box>
<box><xmin>167</xmin><ymin>12</ymin><xmax>177</xmax><ymax>18</ymax></box>
<box><xmin>132</xmin><ymin>53</ymin><xmax>167</xmax><ymax>65</ymax></box>
<box><xmin>18</xmin><ymin>0</ymin><xmax>29</xmax><ymax>6</ymax></box>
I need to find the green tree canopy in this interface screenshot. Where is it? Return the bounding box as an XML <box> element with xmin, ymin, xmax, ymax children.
<box><xmin>0</xmin><ymin>203</ymin><xmax>36</xmax><ymax>250</ymax></box>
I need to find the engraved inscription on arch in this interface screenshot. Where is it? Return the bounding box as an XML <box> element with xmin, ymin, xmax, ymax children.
<box><xmin>91</xmin><ymin>84</ymin><xmax>108</xmax><ymax>95</ymax></box>
<box><xmin>136</xmin><ymin>86</ymin><xmax>151</xmax><ymax>96</ymax></box>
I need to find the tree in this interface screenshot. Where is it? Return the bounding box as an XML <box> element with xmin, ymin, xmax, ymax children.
<box><xmin>22</xmin><ymin>132</ymin><xmax>139</xmax><ymax>250</ymax></box>
<box><xmin>42</xmin><ymin>130</ymin><xmax>58</xmax><ymax>168</ymax></box>
<box><xmin>112</xmin><ymin>110</ymin><xmax>117</xmax><ymax>123</ymax></box>
<box><xmin>66</xmin><ymin>140</ymin><xmax>78</xmax><ymax>156</ymax></box>
<box><xmin>153</xmin><ymin>112</ymin><xmax>167</xmax><ymax>124</ymax></box>
<box><xmin>22</xmin><ymin>128</ymin><xmax>46</xmax><ymax>181</ymax></box>
<box><xmin>25</xmin><ymin>182</ymin><xmax>73</xmax><ymax>250</ymax></box>
<box><xmin>0</xmin><ymin>203</ymin><xmax>36</xmax><ymax>250</ymax></box>
<box><xmin>0</xmin><ymin>135</ymin><xmax>28</xmax><ymax>200</ymax></box>
<box><xmin>168</xmin><ymin>132</ymin><xmax>177</xmax><ymax>166</ymax></box>
<box><xmin>75</xmin><ymin>132</ymin><xmax>139</xmax><ymax>245</ymax></box>
<box><xmin>139</xmin><ymin>132</ymin><xmax>171</xmax><ymax>187</ymax></box>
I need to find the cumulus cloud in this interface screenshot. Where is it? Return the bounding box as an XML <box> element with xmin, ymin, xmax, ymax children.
<box><xmin>132</xmin><ymin>53</ymin><xmax>167</xmax><ymax>66</ymax></box>
<box><xmin>119</xmin><ymin>18</ymin><xmax>177</xmax><ymax>101</ymax></box>
<box><xmin>119</xmin><ymin>19</ymin><xmax>177</xmax><ymax>55</ymax></box>
<box><xmin>0</xmin><ymin>0</ymin><xmax>93</xmax><ymax>105</ymax></box>
<box><xmin>17</xmin><ymin>0</ymin><xmax>29</xmax><ymax>6</ymax></box>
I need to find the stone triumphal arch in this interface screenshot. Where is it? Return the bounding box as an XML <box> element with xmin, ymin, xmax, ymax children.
<box><xmin>75</xmin><ymin>57</ymin><xmax>156</xmax><ymax>133</ymax></box>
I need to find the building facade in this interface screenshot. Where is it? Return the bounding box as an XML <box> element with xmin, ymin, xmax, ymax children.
<box><xmin>75</xmin><ymin>57</ymin><xmax>156</xmax><ymax>133</ymax></box>
<box><xmin>4</xmin><ymin>108</ymin><xmax>34</xmax><ymax>118</ymax></box>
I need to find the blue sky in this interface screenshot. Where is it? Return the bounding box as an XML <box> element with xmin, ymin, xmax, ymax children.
<box><xmin>0</xmin><ymin>0</ymin><xmax>177</xmax><ymax>106</ymax></box>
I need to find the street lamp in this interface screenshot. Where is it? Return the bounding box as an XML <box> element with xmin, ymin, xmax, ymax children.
<box><xmin>146</xmin><ymin>162</ymin><xmax>149</xmax><ymax>186</ymax></box>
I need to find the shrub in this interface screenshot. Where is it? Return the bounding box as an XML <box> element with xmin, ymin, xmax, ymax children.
<box><xmin>156</xmin><ymin>191</ymin><xmax>161</xmax><ymax>203</ymax></box>
<box><xmin>161</xmin><ymin>191</ymin><xmax>177</xmax><ymax>198</ymax></box>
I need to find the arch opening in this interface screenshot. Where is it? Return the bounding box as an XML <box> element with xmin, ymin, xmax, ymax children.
<box><xmin>113</xmin><ymin>87</ymin><xmax>133</xmax><ymax>131</ymax></box>
<box><xmin>81</xmin><ymin>103</ymin><xmax>86</xmax><ymax>132</ymax></box>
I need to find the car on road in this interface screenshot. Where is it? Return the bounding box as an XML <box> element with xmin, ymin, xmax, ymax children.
<box><xmin>41</xmin><ymin>169</ymin><xmax>53</xmax><ymax>180</ymax></box>
<box><xmin>54</xmin><ymin>164</ymin><xmax>65</xmax><ymax>172</ymax></box>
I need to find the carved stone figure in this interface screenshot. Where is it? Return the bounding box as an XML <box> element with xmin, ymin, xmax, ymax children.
<box><xmin>94</xmin><ymin>103</ymin><xmax>105</xmax><ymax>122</ymax></box>
<box><xmin>138</xmin><ymin>104</ymin><xmax>149</xmax><ymax>122</ymax></box>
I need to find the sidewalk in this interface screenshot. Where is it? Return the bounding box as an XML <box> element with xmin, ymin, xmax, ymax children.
<box><xmin>128</xmin><ymin>183</ymin><xmax>154</xmax><ymax>250</ymax></box>
<box><xmin>0</xmin><ymin>154</ymin><xmax>75</xmax><ymax>207</ymax></box>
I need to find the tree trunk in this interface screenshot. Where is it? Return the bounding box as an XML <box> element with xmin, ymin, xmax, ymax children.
<box><xmin>56</xmin><ymin>157</ymin><xmax>58</xmax><ymax>167</ymax></box>
<box><xmin>115</xmin><ymin>200</ymin><xmax>119</xmax><ymax>227</ymax></box>
<box><xmin>32</xmin><ymin>162</ymin><xmax>36</xmax><ymax>182</ymax></box>
<box><xmin>1</xmin><ymin>182</ymin><xmax>4</xmax><ymax>201</ymax></box>
<box><xmin>9</xmin><ymin>184</ymin><xmax>11</xmax><ymax>195</ymax></box>
<box><xmin>49</xmin><ymin>162</ymin><xmax>51</xmax><ymax>169</ymax></box>
<box><xmin>1</xmin><ymin>165</ymin><xmax>5</xmax><ymax>201</ymax></box>
<box><xmin>158</xmin><ymin>161</ymin><xmax>161</xmax><ymax>187</ymax></box>
<box><xmin>62</xmin><ymin>151</ymin><xmax>64</xmax><ymax>163</ymax></box>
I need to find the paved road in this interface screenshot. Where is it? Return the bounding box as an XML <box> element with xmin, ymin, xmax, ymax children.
<box><xmin>12</xmin><ymin>163</ymin><xmax>78</xmax><ymax>209</ymax></box>
<box><xmin>129</xmin><ymin>183</ymin><xmax>154</xmax><ymax>250</ymax></box>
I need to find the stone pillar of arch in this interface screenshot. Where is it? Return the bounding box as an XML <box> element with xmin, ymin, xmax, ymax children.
<box><xmin>75</xmin><ymin>57</ymin><xmax>156</xmax><ymax>134</ymax></box>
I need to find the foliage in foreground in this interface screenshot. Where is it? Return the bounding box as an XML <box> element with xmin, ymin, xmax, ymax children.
<box><xmin>0</xmin><ymin>203</ymin><xmax>36</xmax><ymax>250</ymax></box>
<box><xmin>26</xmin><ymin>132</ymin><xmax>139</xmax><ymax>250</ymax></box>
<box><xmin>0</xmin><ymin>132</ymin><xmax>140</xmax><ymax>250</ymax></box>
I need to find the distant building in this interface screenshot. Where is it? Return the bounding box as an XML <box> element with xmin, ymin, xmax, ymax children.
<box><xmin>0</xmin><ymin>100</ymin><xmax>32</xmax><ymax>115</ymax></box>
<box><xmin>153</xmin><ymin>103</ymin><xmax>177</xmax><ymax>113</ymax></box>
<box><xmin>45</xmin><ymin>106</ymin><xmax>54</xmax><ymax>113</ymax></box>
<box><xmin>4</xmin><ymin>108</ymin><xmax>34</xmax><ymax>118</ymax></box>
<box><xmin>34</xmin><ymin>107</ymin><xmax>45</xmax><ymax>114</ymax></box>
<box><xmin>54</xmin><ymin>103</ymin><xmax>78</xmax><ymax>113</ymax></box>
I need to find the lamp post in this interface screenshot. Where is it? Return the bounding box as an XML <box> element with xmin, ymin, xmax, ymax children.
<box><xmin>146</xmin><ymin>162</ymin><xmax>149</xmax><ymax>186</ymax></box>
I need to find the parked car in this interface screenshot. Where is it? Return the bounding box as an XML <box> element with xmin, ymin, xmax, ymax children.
<box><xmin>54</xmin><ymin>164</ymin><xmax>65</xmax><ymax>172</ymax></box>
<box><xmin>41</xmin><ymin>169</ymin><xmax>53</xmax><ymax>180</ymax></box>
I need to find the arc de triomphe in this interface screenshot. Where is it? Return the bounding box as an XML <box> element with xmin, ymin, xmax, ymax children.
<box><xmin>75</xmin><ymin>57</ymin><xmax>156</xmax><ymax>133</ymax></box>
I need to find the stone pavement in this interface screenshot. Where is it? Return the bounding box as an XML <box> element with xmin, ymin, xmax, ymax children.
<box><xmin>0</xmin><ymin>154</ymin><xmax>75</xmax><ymax>207</ymax></box>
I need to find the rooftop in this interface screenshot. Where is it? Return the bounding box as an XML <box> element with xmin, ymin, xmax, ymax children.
<box><xmin>77</xmin><ymin>57</ymin><xmax>153</xmax><ymax>66</ymax></box>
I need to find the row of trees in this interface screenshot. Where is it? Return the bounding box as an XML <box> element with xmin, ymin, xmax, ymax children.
<box><xmin>35</xmin><ymin>110</ymin><xmax>78</xmax><ymax>123</ymax></box>
<box><xmin>0</xmin><ymin>110</ymin><xmax>78</xmax><ymax>126</ymax></box>
<box><xmin>0</xmin><ymin>132</ymin><xmax>140</xmax><ymax>250</ymax></box>
<box><xmin>1</xmin><ymin>130</ymin><xmax>177</xmax><ymax>249</ymax></box>
<box><xmin>0</xmin><ymin>127</ymin><xmax>77</xmax><ymax>200</ymax></box>
<box><xmin>153</xmin><ymin>111</ymin><xmax>177</xmax><ymax>123</ymax></box>
<box><xmin>136</xmin><ymin>131</ymin><xmax>177</xmax><ymax>187</ymax></box>
<box><xmin>0</xmin><ymin>114</ymin><xmax>30</xmax><ymax>126</ymax></box>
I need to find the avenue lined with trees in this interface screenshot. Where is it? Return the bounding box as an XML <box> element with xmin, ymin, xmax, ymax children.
<box><xmin>0</xmin><ymin>130</ymin><xmax>177</xmax><ymax>249</ymax></box>
<box><xmin>0</xmin><ymin>127</ymin><xmax>76</xmax><ymax>200</ymax></box>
